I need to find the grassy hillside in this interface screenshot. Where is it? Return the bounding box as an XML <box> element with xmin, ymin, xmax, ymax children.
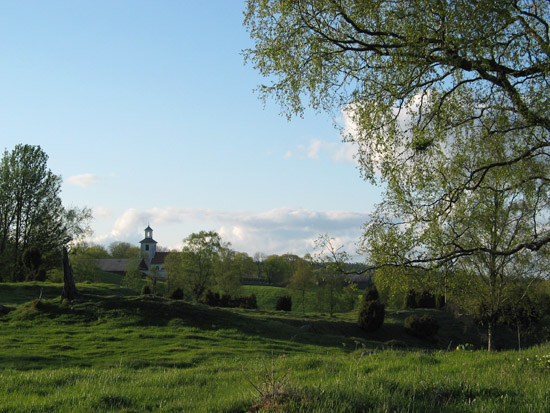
<box><xmin>0</xmin><ymin>282</ymin><xmax>548</xmax><ymax>412</ymax></box>
<box><xmin>242</xmin><ymin>284</ymin><xmax>350</xmax><ymax>314</ymax></box>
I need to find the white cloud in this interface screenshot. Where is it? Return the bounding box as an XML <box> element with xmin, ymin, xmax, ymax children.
<box><xmin>90</xmin><ymin>206</ymin><xmax>370</xmax><ymax>258</ymax></box>
<box><xmin>105</xmin><ymin>208</ymin><xmax>150</xmax><ymax>240</ymax></box>
<box><xmin>66</xmin><ymin>173</ymin><xmax>100</xmax><ymax>188</ymax></box>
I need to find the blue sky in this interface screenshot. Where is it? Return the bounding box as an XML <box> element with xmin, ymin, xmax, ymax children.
<box><xmin>0</xmin><ymin>1</ymin><xmax>382</xmax><ymax>257</ymax></box>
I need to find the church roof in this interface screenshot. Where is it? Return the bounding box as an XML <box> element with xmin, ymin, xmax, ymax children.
<box><xmin>97</xmin><ymin>258</ymin><xmax>148</xmax><ymax>273</ymax></box>
<box><xmin>139</xmin><ymin>237</ymin><xmax>157</xmax><ymax>244</ymax></box>
<box><xmin>151</xmin><ymin>251</ymin><xmax>171</xmax><ymax>265</ymax></box>
<box><xmin>97</xmin><ymin>258</ymin><xmax>130</xmax><ymax>273</ymax></box>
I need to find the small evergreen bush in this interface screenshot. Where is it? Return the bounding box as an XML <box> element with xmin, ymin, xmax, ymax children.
<box><xmin>404</xmin><ymin>289</ymin><xmax>437</xmax><ymax>309</ymax></box>
<box><xmin>220</xmin><ymin>294</ymin><xmax>232</xmax><ymax>308</ymax></box>
<box><xmin>202</xmin><ymin>290</ymin><xmax>220</xmax><ymax>306</ymax></box>
<box><xmin>201</xmin><ymin>290</ymin><xmax>258</xmax><ymax>309</ymax></box>
<box><xmin>169</xmin><ymin>287</ymin><xmax>184</xmax><ymax>300</ymax></box>
<box><xmin>416</xmin><ymin>290</ymin><xmax>436</xmax><ymax>308</ymax></box>
<box><xmin>358</xmin><ymin>299</ymin><xmax>385</xmax><ymax>332</ymax></box>
<box><xmin>141</xmin><ymin>285</ymin><xmax>152</xmax><ymax>295</ymax></box>
<box><xmin>245</xmin><ymin>293</ymin><xmax>257</xmax><ymax>309</ymax></box>
<box><xmin>404</xmin><ymin>314</ymin><xmax>439</xmax><ymax>339</ymax></box>
<box><xmin>362</xmin><ymin>285</ymin><xmax>380</xmax><ymax>302</ymax></box>
<box><xmin>275</xmin><ymin>295</ymin><xmax>292</xmax><ymax>311</ymax></box>
<box><xmin>404</xmin><ymin>289</ymin><xmax>417</xmax><ymax>309</ymax></box>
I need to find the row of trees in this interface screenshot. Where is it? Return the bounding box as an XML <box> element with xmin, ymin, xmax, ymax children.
<box><xmin>155</xmin><ymin>230</ymin><xmax>361</xmax><ymax>315</ymax></box>
<box><xmin>0</xmin><ymin>144</ymin><xmax>91</xmax><ymax>282</ymax></box>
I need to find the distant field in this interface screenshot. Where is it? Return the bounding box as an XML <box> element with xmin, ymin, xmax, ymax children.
<box><xmin>0</xmin><ymin>282</ymin><xmax>548</xmax><ymax>412</ymax></box>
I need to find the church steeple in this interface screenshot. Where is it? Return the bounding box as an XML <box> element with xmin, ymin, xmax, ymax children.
<box><xmin>139</xmin><ymin>225</ymin><xmax>157</xmax><ymax>264</ymax></box>
<box><xmin>144</xmin><ymin>225</ymin><xmax>153</xmax><ymax>240</ymax></box>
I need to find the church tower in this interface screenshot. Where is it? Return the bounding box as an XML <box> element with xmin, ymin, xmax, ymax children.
<box><xmin>139</xmin><ymin>225</ymin><xmax>157</xmax><ymax>265</ymax></box>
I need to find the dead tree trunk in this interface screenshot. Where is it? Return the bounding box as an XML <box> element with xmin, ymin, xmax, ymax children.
<box><xmin>61</xmin><ymin>246</ymin><xmax>78</xmax><ymax>301</ymax></box>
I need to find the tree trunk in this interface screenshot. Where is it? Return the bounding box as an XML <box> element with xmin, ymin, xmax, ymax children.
<box><xmin>487</xmin><ymin>321</ymin><xmax>493</xmax><ymax>352</ymax></box>
<box><xmin>61</xmin><ymin>246</ymin><xmax>78</xmax><ymax>301</ymax></box>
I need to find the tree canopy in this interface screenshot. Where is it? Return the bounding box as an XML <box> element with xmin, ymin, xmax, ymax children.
<box><xmin>0</xmin><ymin>144</ymin><xmax>92</xmax><ymax>281</ymax></box>
<box><xmin>244</xmin><ymin>0</ymin><xmax>550</xmax><ymax>260</ymax></box>
<box><xmin>245</xmin><ymin>1</ymin><xmax>550</xmax><ymax>348</ymax></box>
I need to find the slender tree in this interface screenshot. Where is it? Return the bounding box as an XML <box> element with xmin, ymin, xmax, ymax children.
<box><xmin>288</xmin><ymin>258</ymin><xmax>315</xmax><ymax>314</ymax></box>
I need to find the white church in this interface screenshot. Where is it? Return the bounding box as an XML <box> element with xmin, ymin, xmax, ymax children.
<box><xmin>139</xmin><ymin>225</ymin><xmax>170</xmax><ymax>276</ymax></box>
<box><xmin>97</xmin><ymin>226</ymin><xmax>170</xmax><ymax>278</ymax></box>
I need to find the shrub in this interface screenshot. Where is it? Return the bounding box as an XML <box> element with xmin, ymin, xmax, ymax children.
<box><xmin>36</xmin><ymin>268</ymin><xmax>47</xmax><ymax>282</ymax></box>
<box><xmin>404</xmin><ymin>289</ymin><xmax>417</xmax><ymax>309</ymax></box>
<box><xmin>246</xmin><ymin>293</ymin><xmax>258</xmax><ymax>309</ymax></box>
<box><xmin>276</xmin><ymin>295</ymin><xmax>292</xmax><ymax>311</ymax></box>
<box><xmin>220</xmin><ymin>294</ymin><xmax>232</xmax><ymax>308</ymax></box>
<box><xmin>404</xmin><ymin>289</ymin><xmax>437</xmax><ymax>309</ymax></box>
<box><xmin>236</xmin><ymin>293</ymin><xmax>258</xmax><ymax>309</ymax></box>
<box><xmin>358</xmin><ymin>299</ymin><xmax>385</xmax><ymax>332</ymax></box>
<box><xmin>435</xmin><ymin>295</ymin><xmax>446</xmax><ymax>309</ymax></box>
<box><xmin>201</xmin><ymin>291</ymin><xmax>258</xmax><ymax>309</ymax></box>
<box><xmin>141</xmin><ymin>285</ymin><xmax>152</xmax><ymax>295</ymax></box>
<box><xmin>362</xmin><ymin>285</ymin><xmax>380</xmax><ymax>302</ymax></box>
<box><xmin>416</xmin><ymin>290</ymin><xmax>436</xmax><ymax>308</ymax></box>
<box><xmin>404</xmin><ymin>314</ymin><xmax>439</xmax><ymax>339</ymax></box>
<box><xmin>202</xmin><ymin>290</ymin><xmax>220</xmax><ymax>307</ymax></box>
<box><xmin>169</xmin><ymin>287</ymin><xmax>184</xmax><ymax>300</ymax></box>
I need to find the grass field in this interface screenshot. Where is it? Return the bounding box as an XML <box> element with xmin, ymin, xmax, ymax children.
<box><xmin>1</xmin><ymin>281</ymin><xmax>549</xmax><ymax>412</ymax></box>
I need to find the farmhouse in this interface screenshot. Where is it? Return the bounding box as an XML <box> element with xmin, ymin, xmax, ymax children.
<box><xmin>97</xmin><ymin>226</ymin><xmax>170</xmax><ymax>278</ymax></box>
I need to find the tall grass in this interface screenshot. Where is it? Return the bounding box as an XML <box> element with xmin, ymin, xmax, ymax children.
<box><xmin>0</xmin><ymin>283</ymin><xmax>548</xmax><ymax>411</ymax></box>
<box><xmin>1</xmin><ymin>346</ymin><xmax>549</xmax><ymax>412</ymax></box>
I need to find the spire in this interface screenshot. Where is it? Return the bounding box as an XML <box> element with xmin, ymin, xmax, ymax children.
<box><xmin>144</xmin><ymin>225</ymin><xmax>153</xmax><ymax>239</ymax></box>
<box><xmin>140</xmin><ymin>225</ymin><xmax>157</xmax><ymax>265</ymax></box>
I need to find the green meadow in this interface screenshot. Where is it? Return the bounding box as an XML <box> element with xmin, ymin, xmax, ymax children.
<box><xmin>1</xmin><ymin>281</ymin><xmax>549</xmax><ymax>412</ymax></box>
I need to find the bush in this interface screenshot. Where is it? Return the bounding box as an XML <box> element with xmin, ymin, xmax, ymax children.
<box><xmin>220</xmin><ymin>294</ymin><xmax>232</xmax><ymax>308</ymax></box>
<box><xmin>358</xmin><ymin>299</ymin><xmax>385</xmax><ymax>332</ymax></box>
<box><xmin>276</xmin><ymin>295</ymin><xmax>292</xmax><ymax>311</ymax></box>
<box><xmin>246</xmin><ymin>293</ymin><xmax>258</xmax><ymax>309</ymax></box>
<box><xmin>141</xmin><ymin>285</ymin><xmax>152</xmax><ymax>295</ymax></box>
<box><xmin>235</xmin><ymin>293</ymin><xmax>258</xmax><ymax>309</ymax></box>
<box><xmin>201</xmin><ymin>290</ymin><xmax>258</xmax><ymax>309</ymax></box>
<box><xmin>404</xmin><ymin>314</ymin><xmax>439</xmax><ymax>339</ymax></box>
<box><xmin>36</xmin><ymin>268</ymin><xmax>47</xmax><ymax>282</ymax></box>
<box><xmin>202</xmin><ymin>290</ymin><xmax>220</xmax><ymax>306</ymax></box>
<box><xmin>362</xmin><ymin>285</ymin><xmax>380</xmax><ymax>302</ymax></box>
<box><xmin>403</xmin><ymin>289</ymin><xmax>437</xmax><ymax>309</ymax></box>
<box><xmin>404</xmin><ymin>289</ymin><xmax>417</xmax><ymax>309</ymax></box>
<box><xmin>169</xmin><ymin>287</ymin><xmax>184</xmax><ymax>300</ymax></box>
<box><xmin>416</xmin><ymin>290</ymin><xmax>436</xmax><ymax>308</ymax></box>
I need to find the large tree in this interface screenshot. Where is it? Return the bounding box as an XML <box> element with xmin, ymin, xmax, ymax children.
<box><xmin>165</xmin><ymin>231</ymin><xmax>226</xmax><ymax>301</ymax></box>
<box><xmin>245</xmin><ymin>1</ymin><xmax>550</xmax><ymax>347</ymax></box>
<box><xmin>364</xmin><ymin>127</ymin><xmax>550</xmax><ymax>349</ymax></box>
<box><xmin>262</xmin><ymin>254</ymin><xmax>292</xmax><ymax>284</ymax></box>
<box><xmin>244</xmin><ymin>0</ymin><xmax>550</xmax><ymax>255</ymax></box>
<box><xmin>0</xmin><ymin>144</ymin><xmax>91</xmax><ymax>281</ymax></box>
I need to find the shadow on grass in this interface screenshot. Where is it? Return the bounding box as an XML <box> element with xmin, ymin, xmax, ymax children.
<box><xmin>3</xmin><ymin>292</ymin><xmax>482</xmax><ymax>360</ymax></box>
